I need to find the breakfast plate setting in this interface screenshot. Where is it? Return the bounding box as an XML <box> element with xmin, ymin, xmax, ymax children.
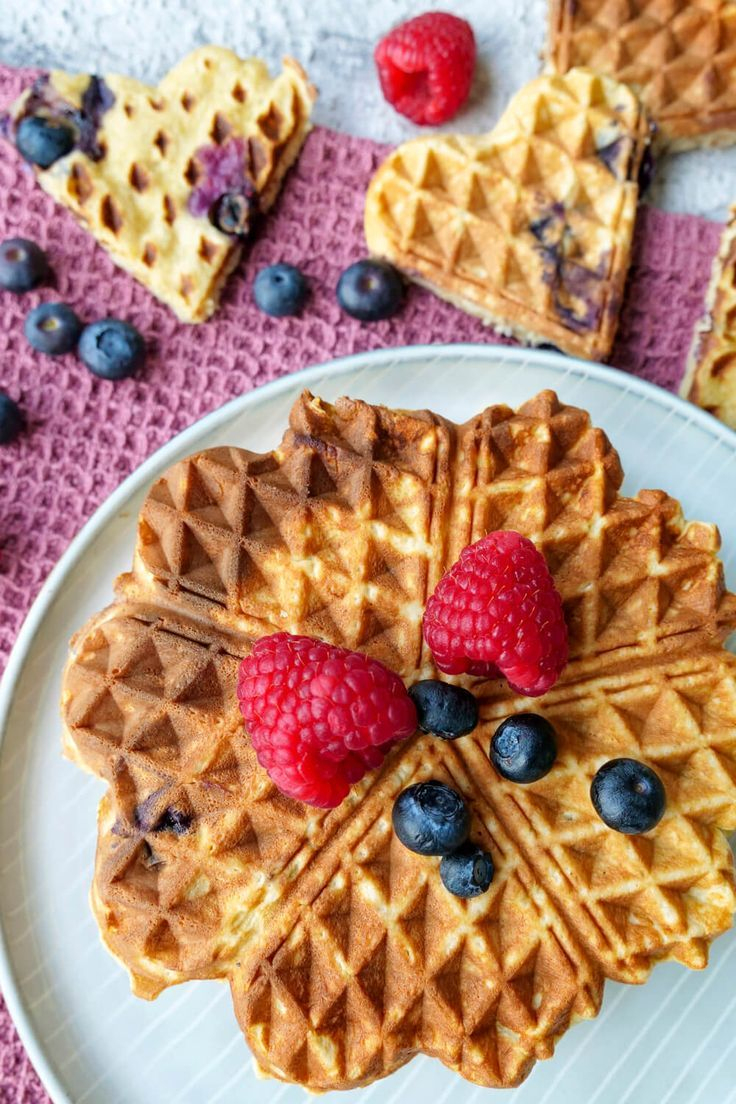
<box><xmin>1</xmin><ymin>9</ymin><xmax>736</xmax><ymax>1104</ymax></box>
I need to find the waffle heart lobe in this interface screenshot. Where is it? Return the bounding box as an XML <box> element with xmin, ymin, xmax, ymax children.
<box><xmin>364</xmin><ymin>67</ymin><xmax>650</xmax><ymax>361</ymax></box>
<box><xmin>61</xmin><ymin>388</ymin><xmax>736</xmax><ymax>1091</ymax></box>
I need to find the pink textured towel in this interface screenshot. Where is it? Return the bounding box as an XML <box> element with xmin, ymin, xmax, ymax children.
<box><xmin>0</xmin><ymin>61</ymin><xmax>725</xmax><ymax>1102</ymax></box>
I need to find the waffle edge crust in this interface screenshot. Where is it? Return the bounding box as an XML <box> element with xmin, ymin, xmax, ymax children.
<box><xmin>682</xmin><ymin>204</ymin><xmax>736</xmax><ymax>428</ymax></box>
<box><xmin>61</xmin><ymin>389</ymin><xmax>736</xmax><ymax>1092</ymax></box>
<box><xmin>364</xmin><ymin>68</ymin><xmax>650</xmax><ymax>362</ymax></box>
<box><xmin>7</xmin><ymin>47</ymin><xmax>316</xmax><ymax>322</ymax></box>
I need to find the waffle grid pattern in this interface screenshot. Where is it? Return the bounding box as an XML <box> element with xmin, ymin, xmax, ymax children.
<box><xmin>61</xmin><ymin>390</ymin><xmax>736</xmax><ymax>1091</ymax></box>
<box><xmin>8</xmin><ymin>47</ymin><xmax>315</xmax><ymax>321</ymax></box>
<box><xmin>548</xmin><ymin>0</ymin><xmax>736</xmax><ymax>150</ymax></box>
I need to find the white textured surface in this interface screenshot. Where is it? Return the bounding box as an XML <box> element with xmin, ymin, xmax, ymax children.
<box><xmin>1</xmin><ymin>346</ymin><xmax>736</xmax><ymax>1104</ymax></box>
<box><xmin>2</xmin><ymin>0</ymin><xmax>736</xmax><ymax>221</ymax></box>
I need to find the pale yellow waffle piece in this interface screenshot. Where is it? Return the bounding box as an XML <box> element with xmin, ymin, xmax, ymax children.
<box><xmin>364</xmin><ymin>69</ymin><xmax>650</xmax><ymax>361</ymax></box>
<box><xmin>682</xmin><ymin>205</ymin><xmax>736</xmax><ymax>428</ymax></box>
<box><xmin>8</xmin><ymin>47</ymin><xmax>315</xmax><ymax>322</ymax></box>
<box><xmin>61</xmin><ymin>389</ymin><xmax>736</xmax><ymax>1091</ymax></box>
<box><xmin>548</xmin><ymin>0</ymin><xmax>736</xmax><ymax>151</ymax></box>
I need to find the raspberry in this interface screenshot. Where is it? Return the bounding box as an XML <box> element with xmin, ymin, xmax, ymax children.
<box><xmin>237</xmin><ymin>633</ymin><xmax>417</xmax><ymax>808</ymax></box>
<box><xmin>423</xmin><ymin>531</ymin><xmax>569</xmax><ymax>697</ymax></box>
<box><xmin>374</xmin><ymin>12</ymin><xmax>476</xmax><ymax>126</ymax></box>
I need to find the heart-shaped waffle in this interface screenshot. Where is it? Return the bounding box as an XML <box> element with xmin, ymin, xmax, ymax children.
<box><xmin>548</xmin><ymin>0</ymin><xmax>736</xmax><ymax>151</ymax></box>
<box><xmin>61</xmin><ymin>390</ymin><xmax>736</xmax><ymax>1091</ymax></box>
<box><xmin>365</xmin><ymin>69</ymin><xmax>650</xmax><ymax>360</ymax></box>
<box><xmin>6</xmin><ymin>47</ymin><xmax>315</xmax><ymax>322</ymax></box>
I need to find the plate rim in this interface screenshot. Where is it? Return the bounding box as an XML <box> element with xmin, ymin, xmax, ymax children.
<box><xmin>1</xmin><ymin>341</ymin><xmax>735</xmax><ymax>1104</ymax></box>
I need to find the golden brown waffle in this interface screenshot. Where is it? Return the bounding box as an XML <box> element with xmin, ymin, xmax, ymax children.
<box><xmin>7</xmin><ymin>47</ymin><xmax>315</xmax><ymax>322</ymax></box>
<box><xmin>61</xmin><ymin>390</ymin><xmax>736</xmax><ymax>1091</ymax></box>
<box><xmin>682</xmin><ymin>206</ymin><xmax>736</xmax><ymax>428</ymax></box>
<box><xmin>364</xmin><ymin>69</ymin><xmax>650</xmax><ymax>361</ymax></box>
<box><xmin>548</xmin><ymin>0</ymin><xmax>736</xmax><ymax>151</ymax></box>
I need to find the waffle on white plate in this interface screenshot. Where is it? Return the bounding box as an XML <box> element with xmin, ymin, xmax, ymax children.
<box><xmin>62</xmin><ymin>389</ymin><xmax>736</xmax><ymax>1092</ymax></box>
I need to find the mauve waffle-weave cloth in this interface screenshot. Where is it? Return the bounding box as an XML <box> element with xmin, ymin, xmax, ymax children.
<box><xmin>0</xmin><ymin>61</ymin><xmax>728</xmax><ymax>1102</ymax></box>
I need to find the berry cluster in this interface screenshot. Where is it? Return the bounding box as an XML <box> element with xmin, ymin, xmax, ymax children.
<box><xmin>253</xmin><ymin>11</ymin><xmax>481</xmax><ymax>324</ymax></box>
<box><xmin>417</xmin><ymin>533</ymin><xmax>664</xmax><ymax>836</ymax></box>
<box><xmin>0</xmin><ymin>236</ymin><xmax>146</xmax><ymax>442</ymax></box>
<box><xmin>11</xmin><ymin>112</ymin><xmax>408</xmax><ymax>395</ymax></box>
<box><xmin>237</xmin><ymin>527</ymin><xmax>667</xmax><ymax>906</ymax></box>
<box><xmin>392</xmin><ymin>781</ymin><xmax>494</xmax><ymax>898</ymax></box>
<box><xmin>0</xmin><ymin>241</ymin><xmax>407</xmax><ymax>446</ymax></box>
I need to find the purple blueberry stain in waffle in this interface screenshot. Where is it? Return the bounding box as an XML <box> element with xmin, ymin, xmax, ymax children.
<box><xmin>530</xmin><ymin>203</ymin><xmax>566</xmax><ymax>249</ymax></box>
<box><xmin>133</xmin><ymin>790</ymin><xmax>165</xmax><ymax>833</ymax></box>
<box><xmin>552</xmin><ymin>259</ymin><xmax>607</xmax><ymax>334</ymax></box>
<box><xmin>595</xmin><ymin>122</ymin><xmax>654</xmax><ymax>192</ymax></box>
<box><xmin>187</xmin><ymin>137</ymin><xmax>259</xmax><ymax>235</ymax></box>
<box><xmin>132</xmin><ymin>791</ymin><xmax>193</xmax><ymax>836</ymax></box>
<box><xmin>595</xmin><ymin>135</ymin><xmax>628</xmax><ymax>179</ymax></box>
<box><xmin>531</xmin><ymin>202</ymin><xmax>608</xmax><ymax>334</ymax></box>
<box><xmin>8</xmin><ymin>72</ymin><xmax>114</xmax><ymax>164</ymax></box>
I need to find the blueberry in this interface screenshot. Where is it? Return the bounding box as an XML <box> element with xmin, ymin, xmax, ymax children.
<box><xmin>211</xmin><ymin>189</ymin><xmax>257</xmax><ymax>236</ymax></box>
<box><xmin>253</xmin><ymin>263</ymin><xmax>309</xmax><ymax>317</ymax></box>
<box><xmin>591</xmin><ymin>758</ymin><xmax>666</xmax><ymax>835</ymax></box>
<box><xmin>490</xmin><ymin>713</ymin><xmax>557</xmax><ymax>784</ymax></box>
<box><xmin>154</xmin><ymin>808</ymin><xmax>192</xmax><ymax>835</ymax></box>
<box><xmin>440</xmin><ymin>842</ymin><xmax>494</xmax><ymax>898</ymax></box>
<box><xmin>0</xmin><ymin>237</ymin><xmax>50</xmax><ymax>293</ymax></box>
<box><xmin>392</xmin><ymin>780</ymin><xmax>470</xmax><ymax>855</ymax></box>
<box><xmin>336</xmin><ymin>259</ymin><xmax>404</xmax><ymax>321</ymax></box>
<box><xmin>24</xmin><ymin>302</ymin><xmax>82</xmax><ymax>356</ymax></box>
<box><xmin>409</xmin><ymin>680</ymin><xmax>478</xmax><ymax>740</ymax></box>
<box><xmin>78</xmin><ymin>318</ymin><xmax>145</xmax><ymax>379</ymax></box>
<box><xmin>16</xmin><ymin>115</ymin><xmax>75</xmax><ymax>168</ymax></box>
<box><xmin>0</xmin><ymin>393</ymin><xmax>25</xmax><ymax>444</ymax></box>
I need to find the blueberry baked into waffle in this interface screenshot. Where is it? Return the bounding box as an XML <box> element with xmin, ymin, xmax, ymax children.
<box><xmin>364</xmin><ymin>69</ymin><xmax>651</xmax><ymax>360</ymax></box>
<box><xmin>61</xmin><ymin>389</ymin><xmax>736</xmax><ymax>1092</ymax></box>
<box><xmin>4</xmin><ymin>47</ymin><xmax>315</xmax><ymax>322</ymax></box>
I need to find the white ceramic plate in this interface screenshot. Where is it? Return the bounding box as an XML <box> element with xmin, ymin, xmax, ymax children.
<box><xmin>1</xmin><ymin>345</ymin><xmax>736</xmax><ymax>1104</ymax></box>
